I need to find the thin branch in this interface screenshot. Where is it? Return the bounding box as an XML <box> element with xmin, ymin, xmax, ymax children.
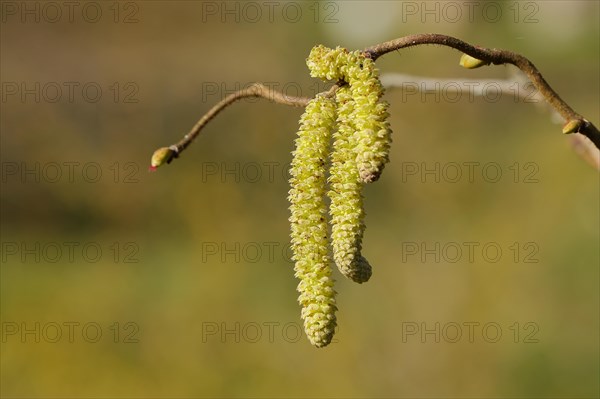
<box><xmin>172</xmin><ymin>83</ymin><xmax>311</xmax><ymax>154</ymax></box>
<box><xmin>364</xmin><ymin>33</ymin><xmax>600</xmax><ymax>148</ymax></box>
<box><xmin>156</xmin><ymin>34</ymin><xmax>599</xmax><ymax>165</ymax></box>
<box><xmin>569</xmin><ymin>134</ymin><xmax>600</xmax><ymax>170</ymax></box>
<box><xmin>380</xmin><ymin>72</ymin><xmax>545</xmax><ymax>103</ymax></box>
<box><xmin>381</xmin><ymin>72</ymin><xmax>599</xmax><ymax>170</ymax></box>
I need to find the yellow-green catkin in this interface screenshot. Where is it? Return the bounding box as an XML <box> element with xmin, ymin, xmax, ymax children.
<box><xmin>328</xmin><ymin>86</ymin><xmax>373</xmax><ymax>284</ymax></box>
<box><xmin>307</xmin><ymin>45</ymin><xmax>351</xmax><ymax>81</ymax></box>
<box><xmin>308</xmin><ymin>45</ymin><xmax>392</xmax><ymax>183</ymax></box>
<box><xmin>306</xmin><ymin>45</ymin><xmax>385</xmax><ymax>283</ymax></box>
<box><xmin>342</xmin><ymin>54</ymin><xmax>392</xmax><ymax>183</ymax></box>
<box><xmin>288</xmin><ymin>95</ymin><xmax>338</xmax><ymax>347</ymax></box>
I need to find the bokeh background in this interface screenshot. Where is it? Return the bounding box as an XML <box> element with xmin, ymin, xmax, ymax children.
<box><xmin>1</xmin><ymin>1</ymin><xmax>598</xmax><ymax>397</ymax></box>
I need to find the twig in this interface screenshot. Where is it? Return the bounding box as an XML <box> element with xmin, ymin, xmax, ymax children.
<box><xmin>364</xmin><ymin>33</ymin><xmax>600</xmax><ymax>148</ymax></box>
<box><xmin>380</xmin><ymin>72</ymin><xmax>545</xmax><ymax>103</ymax></box>
<box><xmin>172</xmin><ymin>83</ymin><xmax>311</xmax><ymax>154</ymax></box>
<box><xmin>381</xmin><ymin>72</ymin><xmax>599</xmax><ymax>170</ymax></box>
<box><xmin>155</xmin><ymin>34</ymin><xmax>599</xmax><ymax>164</ymax></box>
<box><xmin>569</xmin><ymin>135</ymin><xmax>600</xmax><ymax>171</ymax></box>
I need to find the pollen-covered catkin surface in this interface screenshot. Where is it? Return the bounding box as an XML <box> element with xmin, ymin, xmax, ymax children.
<box><xmin>328</xmin><ymin>86</ymin><xmax>373</xmax><ymax>284</ymax></box>
<box><xmin>307</xmin><ymin>45</ymin><xmax>392</xmax><ymax>183</ymax></box>
<box><xmin>307</xmin><ymin>45</ymin><xmax>349</xmax><ymax>81</ymax></box>
<box><xmin>341</xmin><ymin>54</ymin><xmax>392</xmax><ymax>183</ymax></box>
<box><xmin>288</xmin><ymin>95</ymin><xmax>338</xmax><ymax>348</ymax></box>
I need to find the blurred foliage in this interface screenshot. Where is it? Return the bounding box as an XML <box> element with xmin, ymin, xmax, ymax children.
<box><xmin>1</xmin><ymin>1</ymin><xmax>598</xmax><ymax>397</ymax></box>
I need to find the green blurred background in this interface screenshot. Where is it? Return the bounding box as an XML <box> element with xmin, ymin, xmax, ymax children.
<box><xmin>1</xmin><ymin>1</ymin><xmax>598</xmax><ymax>397</ymax></box>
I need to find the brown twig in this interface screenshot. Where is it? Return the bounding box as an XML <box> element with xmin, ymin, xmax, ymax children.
<box><xmin>380</xmin><ymin>72</ymin><xmax>544</xmax><ymax>103</ymax></box>
<box><xmin>155</xmin><ymin>34</ymin><xmax>599</xmax><ymax>164</ymax></box>
<box><xmin>171</xmin><ymin>83</ymin><xmax>311</xmax><ymax>154</ymax></box>
<box><xmin>364</xmin><ymin>33</ymin><xmax>600</xmax><ymax>148</ymax></box>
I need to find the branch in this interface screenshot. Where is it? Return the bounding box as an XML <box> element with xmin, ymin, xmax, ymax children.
<box><xmin>364</xmin><ymin>33</ymin><xmax>600</xmax><ymax>148</ymax></box>
<box><xmin>381</xmin><ymin>72</ymin><xmax>599</xmax><ymax>170</ymax></box>
<box><xmin>380</xmin><ymin>72</ymin><xmax>545</xmax><ymax>103</ymax></box>
<box><xmin>172</xmin><ymin>83</ymin><xmax>311</xmax><ymax>154</ymax></box>
<box><xmin>152</xmin><ymin>34</ymin><xmax>599</xmax><ymax>168</ymax></box>
<box><xmin>569</xmin><ymin>134</ymin><xmax>600</xmax><ymax>171</ymax></box>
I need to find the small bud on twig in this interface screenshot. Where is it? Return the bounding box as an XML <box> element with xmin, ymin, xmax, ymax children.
<box><xmin>562</xmin><ymin>119</ymin><xmax>584</xmax><ymax>135</ymax></box>
<box><xmin>149</xmin><ymin>146</ymin><xmax>178</xmax><ymax>171</ymax></box>
<box><xmin>459</xmin><ymin>53</ymin><xmax>489</xmax><ymax>69</ymax></box>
